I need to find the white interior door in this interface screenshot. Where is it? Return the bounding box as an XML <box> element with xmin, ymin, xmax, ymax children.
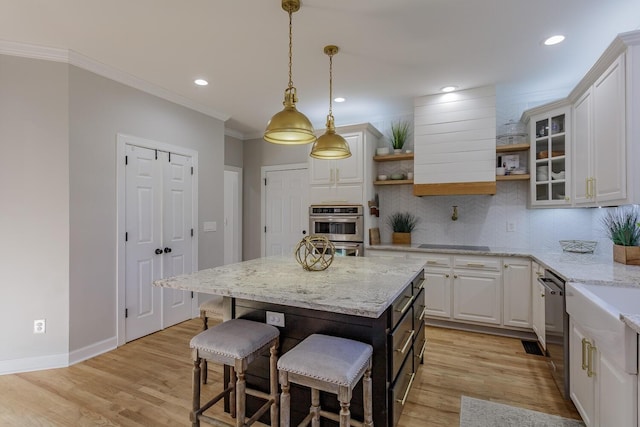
<box><xmin>224</xmin><ymin>168</ymin><xmax>242</xmax><ymax>264</ymax></box>
<box><xmin>161</xmin><ymin>152</ymin><xmax>194</xmax><ymax>328</ymax></box>
<box><xmin>264</xmin><ymin>168</ymin><xmax>309</xmax><ymax>256</ymax></box>
<box><xmin>124</xmin><ymin>144</ymin><xmax>194</xmax><ymax>342</ymax></box>
<box><xmin>125</xmin><ymin>145</ymin><xmax>163</xmax><ymax>341</ymax></box>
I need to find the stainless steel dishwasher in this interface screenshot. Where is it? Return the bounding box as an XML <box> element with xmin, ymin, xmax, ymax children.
<box><xmin>538</xmin><ymin>269</ymin><xmax>569</xmax><ymax>399</ymax></box>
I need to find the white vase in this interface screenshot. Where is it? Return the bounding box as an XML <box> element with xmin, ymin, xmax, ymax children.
<box><xmin>393</xmin><ymin>149</ymin><xmax>402</xmax><ymax>155</ymax></box>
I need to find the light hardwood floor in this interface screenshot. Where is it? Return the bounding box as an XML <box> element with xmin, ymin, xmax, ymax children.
<box><xmin>0</xmin><ymin>319</ymin><xmax>581</xmax><ymax>426</ymax></box>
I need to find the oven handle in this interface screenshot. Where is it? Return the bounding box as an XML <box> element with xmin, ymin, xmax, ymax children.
<box><xmin>537</xmin><ymin>277</ymin><xmax>562</xmax><ymax>296</ymax></box>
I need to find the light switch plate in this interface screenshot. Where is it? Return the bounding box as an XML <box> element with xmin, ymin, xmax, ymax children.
<box><xmin>266</xmin><ymin>311</ymin><xmax>285</xmax><ymax>327</ymax></box>
<box><xmin>203</xmin><ymin>221</ymin><xmax>217</xmax><ymax>232</ymax></box>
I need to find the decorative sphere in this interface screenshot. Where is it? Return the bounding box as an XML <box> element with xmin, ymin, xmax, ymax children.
<box><xmin>294</xmin><ymin>235</ymin><xmax>335</xmax><ymax>271</ymax></box>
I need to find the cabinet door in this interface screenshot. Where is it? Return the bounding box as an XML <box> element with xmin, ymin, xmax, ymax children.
<box><xmin>531</xmin><ymin>262</ymin><xmax>546</xmax><ymax>348</ymax></box>
<box><xmin>593</xmin><ymin>54</ymin><xmax>626</xmax><ymax>203</ymax></box>
<box><xmin>573</xmin><ymin>88</ymin><xmax>593</xmax><ymax>205</ymax></box>
<box><xmin>453</xmin><ymin>270</ymin><xmax>502</xmax><ymax>325</ymax></box>
<box><xmin>334</xmin><ymin>132</ymin><xmax>363</xmax><ymax>184</ymax></box>
<box><xmin>598</xmin><ymin>350</ymin><xmax>637</xmax><ymax>427</ymax></box>
<box><xmin>503</xmin><ymin>258</ymin><xmax>531</xmax><ymax>328</ymax></box>
<box><xmin>569</xmin><ymin>319</ymin><xmax>596</xmax><ymax>426</ymax></box>
<box><xmin>309</xmin><ymin>156</ymin><xmax>334</xmax><ymax>185</ymax></box>
<box><xmin>424</xmin><ymin>268</ymin><xmax>452</xmax><ymax>319</ymax></box>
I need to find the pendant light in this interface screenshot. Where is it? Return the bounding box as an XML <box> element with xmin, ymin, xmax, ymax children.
<box><xmin>310</xmin><ymin>45</ymin><xmax>351</xmax><ymax>159</ymax></box>
<box><xmin>264</xmin><ymin>0</ymin><xmax>316</xmax><ymax>145</ymax></box>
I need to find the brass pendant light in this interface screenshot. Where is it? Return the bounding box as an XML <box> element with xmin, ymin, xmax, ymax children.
<box><xmin>264</xmin><ymin>0</ymin><xmax>316</xmax><ymax>145</ymax></box>
<box><xmin>310</xmin><ymin>45</ymin><xmax>351</xmax><ymax>159</ymax></box>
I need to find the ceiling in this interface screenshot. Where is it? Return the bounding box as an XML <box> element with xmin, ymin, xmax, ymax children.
<box><xmin>1</xmin><ymin>0</ymin><xmax>639</xmax><ymax>139</ymax></box>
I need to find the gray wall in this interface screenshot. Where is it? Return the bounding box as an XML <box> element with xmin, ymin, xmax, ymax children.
<box><xmin>0</xmin><ymin>55</ymin><xmax>70</xmax><ymax>362</ymax></box>
<box><xmin>225</xmin><ymin>135</ymin><xmax>243</xmax><ymax>168</ymax></box>
<box><xmin>242</xmin><ymin>138</ymin><xmax>309</xmax><ymax>260</ymax></box>
<box><xmin>68</xmin><ymin>65</ymin><xmax>225</xmax><ymax>352</ymax></box>
<box><xmin>0</xmin><ymin>53</ymin><xmax>225</xmax><ymax>366</ymax></box>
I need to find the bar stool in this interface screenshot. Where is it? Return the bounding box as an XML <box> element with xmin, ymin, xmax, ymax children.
<box><xmin>278</xmin><ymin>334</ymin><xmax>373</xmax><ymax>427</ymax></box>
<box><xmin>199</xmin><ymin>297</ymin><xmax>224</xmax><ymax>384</ymax></box>
<box><xmin>190</xmin><ymin>319</ymin><xmax>280</xmax><ymax>427</ymax></box>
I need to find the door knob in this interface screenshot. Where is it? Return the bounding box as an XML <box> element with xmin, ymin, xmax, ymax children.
<box><xmin>302</xmin><ymin>230</ymin><xmax>307</xmax><ymax>235</ymax></box>
<box><xmin>164</xmin><ymin>247</ymin><xmax>172</xmax><ymax>253</ymax></box>
<box><xmin>155</xmin><ymin>248</ymin><xmax>163</xmax><ymax>255</ymax></box>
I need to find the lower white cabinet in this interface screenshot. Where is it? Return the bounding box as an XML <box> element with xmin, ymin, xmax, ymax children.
<box><xmin>502</xmin><ymin>257</ymin><xmax>531</xmax><ymax>328</ymax></box>
<box><xmin>569</xmin><ymin>318</ymin><xmax>637</xmax><ymax>427</ymax></box>
<box><xmin>531</xmin><ymin>261</ymin><xmax>546</xmax><ymax>350</ymax></box>
<box><xmin>423</xmin><ymin>254</ymin><xmax>453</xmax><ymax>319</ymax></box>
<box><xmin>453</xmin><ymin>268</ymin><xmax>502</xmax><ymax>325</ymax></box>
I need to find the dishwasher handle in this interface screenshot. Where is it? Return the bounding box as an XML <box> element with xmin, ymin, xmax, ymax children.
<box><xmin>538</xmin><ymin>277</ymin><xmax>563</xmax><ymax>296</ymax></box>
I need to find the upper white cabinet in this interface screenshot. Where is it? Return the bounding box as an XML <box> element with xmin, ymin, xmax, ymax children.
<box><xmin>413</xmin><ymin>86</ymin><xmax>496</xmax><ymax>196</ymax></box>
<box><xmin>573</xmin><ymin>54</ymin><xmax>627</xmax><ymax>205</ymax></box>
<box><xmin>308</xmin><ymin>124</ymin><xmax>381</xmax><ymax>205</ymax></box>
<box><xmin>528</xmin><ymin>106</ymin><xmax>571</xmax><ymax>207</ymax></box>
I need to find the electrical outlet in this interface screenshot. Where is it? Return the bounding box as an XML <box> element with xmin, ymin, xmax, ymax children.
<box><xmin>266</xmin><ymin>311</ymin><xmax>285</xmax><ymax>327</ymax></box>
<box><xmin>34</xmin><ymin>319</ymin><xmax>46</xmax><ymax>334</ymax></box>
<box><xmin>507</xmin><ymin>221</ymin><xmax>516</xmax><ymax>232</ymax></box>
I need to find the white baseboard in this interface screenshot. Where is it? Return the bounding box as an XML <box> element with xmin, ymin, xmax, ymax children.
<box><xmin>68</xmin><ymin>336</ymin><xmax>117</xmax><ymax>366</ymax></box>
<box><xmin>0</xmin><ymin>353</ymin><xmax>69</xmax><ymax>375</ymax></box>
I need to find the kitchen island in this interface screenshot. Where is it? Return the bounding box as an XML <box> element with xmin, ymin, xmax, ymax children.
<box><xmin>155</xmin><ymin>255</ymin><xmax>426</xmax><ymax>427</ymax></box>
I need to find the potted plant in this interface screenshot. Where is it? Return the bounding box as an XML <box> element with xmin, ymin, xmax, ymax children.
<box><xmin>601</xmin><ymin>207</ymin><xmax>640</xmax><ymax>265</ymax></box>
<box><xmin>387</xmin><ymin>212</ymin><xmax>418</xmax><ymax>244</ymax></box>
<box><xmin>389</xmin><ymin>120</ymin><xmax>411</xmax><ymax>154</ymax></box>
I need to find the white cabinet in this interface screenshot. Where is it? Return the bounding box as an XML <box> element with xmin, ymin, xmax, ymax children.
<box><xmin>502</xmin><ymin>257</ymin><xmax>532</xmax><ymax>328</ymax></box>
<box><xmin>531</xmin><ymin>262</ymin><xmax>546</xmax><ymax>350</ymax></box>
<box><xmin>422</xmin><ymin>254</ymin><xmax>453</xmax><ymax>319</ymax></box>
<box><xmin>573</xmin><ymin>54</ymin><xmax>627</xmax><ymax>206</ymax></box>
<box><xmin>528</xmin><ymin>106</ymin><xmax>571</xmax><ymax>207</ymax></box>
<box><xmin>452</xmin><ymin>255</ymin><xmax>502</xmax><ymax>325</ymax></box>
<box><xmin>570</xmin><ymin>318</ymin><xmax>637</xmax><ymax>427</ymax></box>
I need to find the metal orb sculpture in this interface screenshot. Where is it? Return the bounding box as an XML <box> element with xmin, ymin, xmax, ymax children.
<box><xmin>294</xmin><ymin>235</ymin><xmax>335</xmax><ymax>271</ymax></box>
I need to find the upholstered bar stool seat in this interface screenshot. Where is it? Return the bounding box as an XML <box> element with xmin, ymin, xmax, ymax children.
<box><xmin>199</xmin><ymin>296</ymin><xmax>225</xmax><ymax>384</ymax></box>
<box><xmin>190</xmin><ymin>319</ymin><xmax>280</xmax><ymax>427</ymax></box>
<box><xmin>278</xmin><ymin>334</ymin><xmax>373</xmax><ymax>427</ymax></box>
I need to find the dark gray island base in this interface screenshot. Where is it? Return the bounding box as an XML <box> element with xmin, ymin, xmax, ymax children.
<box><xmin>230</xmin><ymin>269</ymin><xmax>425</xmax><ymax>427</ymax></box>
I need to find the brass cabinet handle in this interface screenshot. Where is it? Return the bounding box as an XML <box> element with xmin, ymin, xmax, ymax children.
<box><xmin>426</xmin><ymin>260</ymin><xmax>439</xmax><ymax>264</ymax></box>
<box><xmin>419</xmin><ymin>307</ymin><xmax>427</xmax><ymax>320</ymax></box>
<box><xmin>396</xmin><ymin>372</ymin><xmax>416</xmax><ymax>405</ymax></box>
<box><xmin>587</xmin><ymin>343</ymin><xmax>596</xmax><ymax>378</ymax></box>
<box><xmin>417</xmin><ymin>279</ymin><xmax>425</xmax><ymax>290</ymax></box>
<box><xmin>395</xmin><ymin>296</ymin><xmax>414</xmax><ymax>315</ymax></box>
<box><xmin>585</xmin><ymin>178</ymin><xmax>590</xmax><ymax>199</ymax></box>
<box><xmin>581</xmin><ymin>338</ymin><xmax>588</xmax><ymax>370</ymax></box>
<box><xmin>396</xmin><ymin>330</ymin><xmax>415</xmax><ymax>354</ymax></box>
<box><xmin>418</xmin><ymin>339</ymin><xmax>427</xmax><ymax>358</ymax></box>
<box><xmin>466</xmin><ymin>263</ymin><xmax>485</xmax><ymax>268</ymax></box>
<box><xmin>536</xmin><ymin>271</ymin><xmax>543</xmax><ymax>276</ymax></box>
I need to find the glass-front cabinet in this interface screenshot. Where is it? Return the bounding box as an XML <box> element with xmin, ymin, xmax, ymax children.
<box><xmin>529</xmin><ymin>107</ymin><xmax>571</xmax><ymax>206</ymax></box>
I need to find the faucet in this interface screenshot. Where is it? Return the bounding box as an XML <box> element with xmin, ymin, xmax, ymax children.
<box><xmin>451</xmin><ymin>205</ymin><xmax>458</xmax><ymax>221</ymax></box>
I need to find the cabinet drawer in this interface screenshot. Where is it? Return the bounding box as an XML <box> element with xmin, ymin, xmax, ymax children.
<box><xmin>391</xmin><ymin>286</ymin><xmax>414</xmax><ymax>327</ymax></box>
<box><xmin>390</xmin><ymin>348</ymin><xmax>415</xmax><ymax>427</ymax></box>
<box><xmin>390</xmin><ymin>311</ymin><xmax>414</xmax><ymax>380</ymax></box>
<box><xmin>412</xmin><ymin>270</ymin><xmax>425</xmax><ymax>294</ymax></box>
<box><xmin>414</xmin><ymin>322</ymin><xmax>427</xmax><ymax>366</ymax></box>
<box><xmin>454</xmin><ymin>255</ymin><xmax>501</xmax><ymax>271</ymax></box>
<box><xmin>421</xmin><ymin>254</ymin><xmax>452</xmax><ymax>268</ymax></box>
<box><xmin>413</xmin><ymin>288</ymin><xmax>426</xmax><ymax>325</ymax></box>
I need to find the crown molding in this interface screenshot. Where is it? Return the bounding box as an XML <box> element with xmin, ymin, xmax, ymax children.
<box><xmin>224</xmin><ymin>128</ymin><xmax>245</xmax><ymax>140</ymax></box>
<box><xmin>0</xmin><ymin>39</ymin><xmax>231</xmax><ymax>123</ymax></box>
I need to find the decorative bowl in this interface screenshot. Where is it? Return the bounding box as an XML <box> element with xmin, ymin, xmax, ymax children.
<box><xmin>377</xmin><ymin>174</ymin><xmax>388</xmax><ymax>181</ymax></box>
<box><xmin>390</xmin><ymin>173</ymin><xmax>404</xmax><ymax>180</ymax></box>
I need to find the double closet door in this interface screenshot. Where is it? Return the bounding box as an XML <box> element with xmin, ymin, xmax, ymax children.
<box><xmin>125</xmin><ymin>144</ymin><xmax>195</xmax><ymax>342</ymax></box>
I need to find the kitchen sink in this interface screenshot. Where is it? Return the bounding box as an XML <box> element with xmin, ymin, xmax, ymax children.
<box><xmin>418</xmin><ymin>243</ymin><xmax>490</xmax><ymax>251</ymax></box>
<box><xmin>566</xmin><ymin>282</ymin><xmax>640</xmax><ymax>373</ymax></box>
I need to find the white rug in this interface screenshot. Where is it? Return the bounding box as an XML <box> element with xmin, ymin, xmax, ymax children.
<box><xmin>460</xmin><ymin>396</ymin><xmax>585</xmax><ymax>427</ymax></box>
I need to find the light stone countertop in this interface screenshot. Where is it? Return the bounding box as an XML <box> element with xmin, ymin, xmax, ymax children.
<box><xmin>154</xmin><ymin>255</ymin><xmax>426</xmax><ymax>318</ymax></box>
<box><xmin>367</xmin><ymin>243</ymin><xmax>640</xmax><ymax>333</ymax></box>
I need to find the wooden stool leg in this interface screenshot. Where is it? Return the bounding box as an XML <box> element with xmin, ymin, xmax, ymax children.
<box><xmin>229</xmin><ymin>366</ymin><xmax>237</xmax><ymax>419</ymax></box>
<box><xmin>200</xmin><ymin>311</ymin><xmax>208</xmax><ymax>384</ymax></box>
<box><xmin>191</xmin><ymin>350</ymin><xmax>201</xmax><ymax>427</ymax></box>
<box><xmin>279</xmin><ymin>371</ymin><xmax>290</xmax><ymax>427</ymax></box>
<box><xmin>363</xmin><ymin>365</ymin><xmax>373</xmax><ymax>427</ymax></box>
<box><xmin>236</xmin><ymin>367</ymin><xmax>246</xmax><ymax>427</ymax></box>
<box><xmin>310</xmin><ymin>388</ymin><xmax>320</xmax><ymax>427</ymax></box>
<box><xmin>270</xmin><ymin>344</ymin><xmax>279</xmax><ymax>427</ymax></box>
<box><xmin>339</xmin><ymin>400</ymin><xmax>351</xmax><ymax>427</ymax></box>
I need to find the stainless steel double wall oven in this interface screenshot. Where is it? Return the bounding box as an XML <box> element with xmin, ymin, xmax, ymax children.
<box><xmin>309</xmin><ymin>204</ymin><xmax>364</xmax><ymax>256</ymax></box>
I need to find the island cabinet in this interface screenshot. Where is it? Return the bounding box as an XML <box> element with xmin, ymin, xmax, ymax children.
<box><xmin>231</xmin><ymin>269</ymin><xmax>425</xmax><ymax>427</ymax></box>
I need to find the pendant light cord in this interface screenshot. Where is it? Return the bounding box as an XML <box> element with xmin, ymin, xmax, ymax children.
<box><xmin>328</xmin><ymin>52</ymin><xmax>334</xmax><ymax>118</ymax></box>
<box><xmin>288</xmin><ymin>9</ymin><xmax>293</xmax><ymax>90</ymax></box>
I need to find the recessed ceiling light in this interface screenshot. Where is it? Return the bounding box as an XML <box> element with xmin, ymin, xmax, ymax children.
<box><xmin>441</xmin><ymin>86</ymin><xmax>457</xmax><ymax>93</ymax></box>
<box><xmin>543</xmin><ymin>35</ymin><xmax>565</xmax><ymax>46</ymax></box>
<box><xmin>334</xmin><ymin>97</ymin><xmax>346</xmax><ymax>103</ymax></box>
<box><xmin>194</xmin><ymin>79</ymin><xmax>209</xmax><ymax>86</ymax></box>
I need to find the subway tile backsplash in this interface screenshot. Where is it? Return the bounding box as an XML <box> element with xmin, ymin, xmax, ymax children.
<box><xmin>377</xmin><ymin>181</ymin><xmax>615</xmax><ymax>256</ymax></box>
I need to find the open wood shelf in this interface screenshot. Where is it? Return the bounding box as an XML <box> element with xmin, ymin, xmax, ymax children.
<box><xmin>496</xmin><ymin>174</ymin><xmax>530</xmax><ymax>181</ymax></box>
<box><xmin>496</xmin><ymin>143</ymin><xmax>530</xmax><ymax>153</ymax></box>
<box><xmin>373</xmin><ymin>153</ymin><xmax>414</xmax><ymax>162</ymax></box>
<box><xmin>374</xmin><ymin>179</ymin><xmax>413</xmax><ymax>185</ymax></box>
